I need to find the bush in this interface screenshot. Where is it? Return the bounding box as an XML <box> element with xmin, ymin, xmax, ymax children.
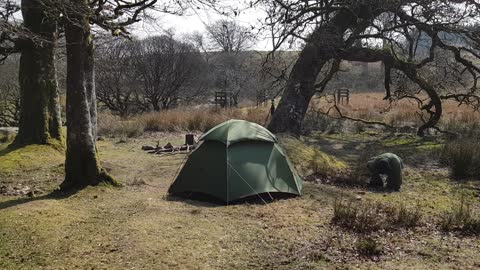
<box><xmin>98</xmin><ymin>113</ymin><xmax>145</xmax><ymax>138</ymax></box>
<box><xmin>440</xmin><ymin>198</ymin><xmax>480</xmax><ymax>235</ymax></box>
<box><xmin>332</xmin><ymin>200</ymin><xmax>422</xmax><ymax>233</ymax></box>
<box><xmin>98</xmin><ymin>107</ymin><xmax>269</xmax><ymax>137</ymax></box>
<box><xmin>140</xmin><ymin>107</ymin><xmax>267</xmax><ymax>133</ymax></box>
<box><xmin>390</xmin><ymin>203</ymin><xmax>422</xmax><ymax>228</ymax></box>
<box><xmin>356</xmin><ymin>237</ymin><xmax>382</xmax><ymax>257</ymax></box>
<box><xmin>441</xmin><ymin>111</ymin><xmax>480</xmax><ymax>139</ymax></box>
<box><xmin>441</xmin><ymin>139</ymin><xmax>480</xmax><ymax>180</ymax></box>
<box><xmin>333</xmin><ymin>200</ymin><xmax>385</xmax><ymax>233</ymax></box>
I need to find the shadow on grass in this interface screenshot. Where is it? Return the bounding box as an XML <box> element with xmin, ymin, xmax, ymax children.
<box><xmin>0</xmin><ymin>142</ymin><xmax>21</xmax><ymax>157</ymax></box>
<box><xmin>165</xmin><ymin>192</ymin><xmax>300</xmax><ymax>207</ymax></box>
<box><xmin>0</xmin><ymin>188</ymin><xmax>80</xmax><ymax>211</ymax></box>
<box><xmin>312</xmin><ymin>132</ymin><xmax>443</xmax><ymax>171</ymax></box>
<box><xmin>0</xmin><ymin>140</ymin><xmax>65</xmax><ymax>158</ymax></box>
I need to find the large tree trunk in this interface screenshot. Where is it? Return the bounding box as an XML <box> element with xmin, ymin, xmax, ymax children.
<box><xmin>14</xmin><ymin>0</ymin><xmax>62</xmax><ymax>145</ymax></box>
<box><xmin>268</xmin><ymin>12</ymin><xmax>357</xmax><ymax>134</ymax></box>
<box><xmin>60</xmin><ymin>1</ymin><xmax>117</xmax><ymax>190</ymax></box>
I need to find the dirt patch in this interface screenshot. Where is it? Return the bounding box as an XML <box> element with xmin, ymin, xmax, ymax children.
<box><xmin>0</xmin><ymin>184</ymin><xmax>44</xmax><ymax>197</ymax></box>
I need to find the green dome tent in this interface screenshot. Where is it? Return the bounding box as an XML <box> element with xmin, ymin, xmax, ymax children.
<box><xmin>168</xmin><ymin>119</ymin><xmax>303</xmax><ymax>203</ymax></box>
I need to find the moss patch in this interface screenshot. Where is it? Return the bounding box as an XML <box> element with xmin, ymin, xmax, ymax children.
<box><xmin>0</xmin><ymin>144</ymin><xmax>64</xmax><ymax>174</ymax></box>
<box><xmin>279</xmin><ymin>135</ymin><xmax>349</xmax><ymax>178</ymax></box>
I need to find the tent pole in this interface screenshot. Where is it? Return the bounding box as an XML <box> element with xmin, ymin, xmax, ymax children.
<box><xmin>226</xmin><ymin>123</ymin><xmax>230</xmax><ymax>205</ymax></box>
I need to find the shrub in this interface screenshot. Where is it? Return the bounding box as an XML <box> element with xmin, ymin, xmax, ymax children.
<box><xmin>98</xmin><ymin>106</ymin><xmax>269</xmax><ymax>136</ymax></box>
<box><xmin>356</xmin><ymin>237</ymin><xmax>383</xmax><ymax>257</ymax></box>
<box><xmin>440</xmin><ymin>198</ymin><xmax>480</xmax><ymax>235</ymax></box>
<box><xmin>332</xmin><ymin>200</ymin><xmax>385</xmax><ymax>233</ymax></box>
<box><xmin>98</xmin><ymin>113</ymin><xmax>145</xmax><ymax>138</ymax></box>
<box><xmin>333</xmin><ymin>200</ymin><xmax>358</xmax><ymax>225</ymax></box>
<box><xmin>441</xmin><ymin>111</ymin><xmax>480</xmax><ymax>139</ymax></box>
<box><xmin>332</xmin><ymin>200</ymin><xmax>422</xmax><ymax>233</ymax></box>
<box><xmin>140</xmin><ymin>107</ymin><xmax>267</xmax><ymax>133</ymax></box>
<box><xmin>441</xmin><ymin>139</ymin><xmax>480</xmax><ymax>180</ymax></box>
<box><xmin>389</xmin><ymin>203</ymin><xmax>422</xmax><ymax>228</ymax></box>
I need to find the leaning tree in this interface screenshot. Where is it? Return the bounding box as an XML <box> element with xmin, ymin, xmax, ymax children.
<box><xmin>257</xmin><ymin>0</ymin><xmax>480</xmax><ymax>136</ymax></box>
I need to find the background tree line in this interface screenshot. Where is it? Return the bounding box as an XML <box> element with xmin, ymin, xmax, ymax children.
<box><xmin>3</xmin><ymin>0</ymin><xmax>478</xmax><ymax>192</ymax></box>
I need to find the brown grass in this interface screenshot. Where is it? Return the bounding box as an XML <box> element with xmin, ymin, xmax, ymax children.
<box><xmin>312</xmin><ymin>92</ymin><xmax>480</xmax><ymax>132</ymax></box>
<box><xmin>440</xmin><ymin>198</ymin><xmax>480</xmax><ymax>235</ymax></box>
<box><xmin>98</xmin><ymin>92</ymin><xmax>480</xmax><ymax>138</ymax></box>
<box><xmin>98</xmin><ymin>106</ymin><xmax>270</xmax><ymax>137</ymax></box>
<box><xmin>441</xmin><ymin>139</ymin><xmax>480</xmax><ymax>179</ymax></box>
<box><xmin>332</xmin><ymin>199</ymin><xmax>423</xmax><ymax>233</ymax></box>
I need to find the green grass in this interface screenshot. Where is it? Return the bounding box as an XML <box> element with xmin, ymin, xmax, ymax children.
<box><xmin>0</xmin><ymin>132</ymin><xmax>479</xmax><ymax>269</ymax></box>
<box><xmin>279</xmin><ymin>135</ymin><xmax>349</xmax><ymax>178</ymax></box>
<box><xmin>0</xmin><ymin>145</ymin><xmax>63</xmax><ymax>172</ymax></box>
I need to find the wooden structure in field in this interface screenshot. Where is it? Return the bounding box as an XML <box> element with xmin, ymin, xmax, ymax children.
<box><xmin>335</xmin><ymin>88</ymin><xmax>350</xmax><ymax>105</ymax></box>
<box><xmin>214</xmin><ymin>91</ymin><xmax>234</xmax><ymax>108</ymax></box>
<box><xmin>256</xmin><ymin>92</ymin><xmax>268</xmax><ymax>107</ymax></box>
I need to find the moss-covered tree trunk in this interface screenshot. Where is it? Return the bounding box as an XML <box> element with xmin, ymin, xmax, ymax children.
<box><xmin>14</xmin><ymin>0</ymin><xmax>62</xmax><ymax>145</ymax></box>
<box><xmin>267</xmin><ymin>12</ymin><xmax>357</xmax><ymax>134</ymax></box>
<box><xmin>60</xmin><ymin>1</ymin><xmax>117</xmax><ymax>190</ymax></box>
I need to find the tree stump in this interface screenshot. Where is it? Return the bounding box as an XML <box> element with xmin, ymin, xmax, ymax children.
<box><xmin>185</xmin><ymin>134</ymin><xmax>195</xmax><ymax>146</ymax></box>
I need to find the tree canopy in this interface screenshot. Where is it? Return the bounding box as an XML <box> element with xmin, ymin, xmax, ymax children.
<box><xmin>258</xmin><ymin>0</ymin><xmax>480</xmax><ymax>136</ymax></box>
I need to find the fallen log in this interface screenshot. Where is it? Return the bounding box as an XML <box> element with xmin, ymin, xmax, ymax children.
<box><xmin>142</xmin><ymin>142</ymin><xmax>197</xmax><ymax>155</ymax></box>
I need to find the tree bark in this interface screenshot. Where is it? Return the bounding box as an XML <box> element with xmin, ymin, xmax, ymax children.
<box><xmin>14</xmin><ymin>0</ymin><xmax>62</xmax><ymax>145</ymax></box>
<box><xmin>61</xmin><ymin>1</ymin><xmax>117</xmax><ymax>190</ymax></box>
<box><xmin>267</xmin><ymin>11</ymin><xmax>357</xmax><ymax>133</ymax></box>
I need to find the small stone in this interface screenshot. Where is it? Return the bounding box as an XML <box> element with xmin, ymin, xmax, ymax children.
<box><xmin>355</xmin><ymin>195</ymin><xmax>362</xmax><ymax>200</ymax></box>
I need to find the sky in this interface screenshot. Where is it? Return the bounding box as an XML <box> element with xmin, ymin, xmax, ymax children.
<box><xmin>130</xmin><ymin>4</ymin><xmax>273</xmax><ymax>50</ymax></box>
<box><xmin>6</xmin><ymin>0</ymin><xmax>273</xmax><ymax>50</ymax></box>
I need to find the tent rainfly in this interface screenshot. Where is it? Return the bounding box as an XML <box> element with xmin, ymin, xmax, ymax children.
<box><xmin>168</xmin><ymin>119</ymin><xmax>303</xmax><ymax>203</ymax></box>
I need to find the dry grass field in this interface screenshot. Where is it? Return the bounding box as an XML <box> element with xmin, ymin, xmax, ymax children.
<box><xmin>1</xmin><ymin>92</ymin><xmax>480</xmax><ymax>269</ymax></box>
<box><xmin>312</xmin><ymin>92</ymin><xmax>480</xmax><ymax>129</ymax></box>
<box><xmin>95</xmin><ymin>92</ymin><xmax>480</xmax><ymax>139</ymax></box>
